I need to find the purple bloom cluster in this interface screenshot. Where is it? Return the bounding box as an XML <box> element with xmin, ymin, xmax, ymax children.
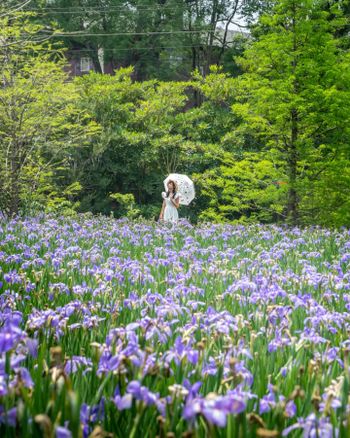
<box><xmin>0</xmin><ymin>215</ymin><xmax>350</xmax><ymax>436</ymax></box>
<box><xmin>184</xmin><ymin>388</ymin><xmax>249</xmax><ymax>427</ymax></box>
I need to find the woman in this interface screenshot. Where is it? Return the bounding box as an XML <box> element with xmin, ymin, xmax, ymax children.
<box><xmin>159</xmin><ymin>180</ymin><xmax>180</xmax><ymax>223</ymax></box>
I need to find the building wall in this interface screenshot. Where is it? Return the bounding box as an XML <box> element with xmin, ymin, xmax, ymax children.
<box><xmin>63</xmin><ymin>51</ymin><xmax>116</xmax><ymax>78</ymax></box>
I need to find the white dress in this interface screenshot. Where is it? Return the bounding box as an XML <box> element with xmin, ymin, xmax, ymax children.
<box><xmin>162</xmin><ymin>192</ymin><xmax>179</xmax><ymax>223</ymax></box>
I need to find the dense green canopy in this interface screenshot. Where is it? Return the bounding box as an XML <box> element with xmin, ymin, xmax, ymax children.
<box><xmin>1</xmin><ymin>0</ymin><xmax>349</xmax><ymax>226</ymax></box>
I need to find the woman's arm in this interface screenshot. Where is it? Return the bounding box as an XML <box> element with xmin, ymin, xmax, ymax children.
<box><xmin>159</xmin><ymin>200</ymin><xmax>166</xmax><ymax>220</ymax></box>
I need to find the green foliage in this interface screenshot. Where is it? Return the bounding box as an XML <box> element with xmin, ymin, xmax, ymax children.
<box><xmin>297</xmin><ymin>150</ymin><xmax>350</xmax><ymax>227</ymax></box>
<box><xmin>230</xmin><ymin>0</ymin><xmax>350</xmax><ymax>225</ymax></box>
<box><xmin>73</xmin><ymin>67</ymin><xmax>239</xmax><ymax>222</ymax></box>
<box><xmin>0</xmin><ymin>6</ymin><xmax>100</xmax><ymax>216</ymax></box>
<box><xmin>194</xmin><ymin>151</ymin><xmax>287</xmax><ymax>223</ymax></box>
<box><xmin>1</xmin><ymin>1</ymin><xmax>349</xmax><ymax>227</ymax></box>
<box><xmin>110</xmin><ymin>192</ymin><xmax>141</xmax><ymax>219</ymax></box>
<box><xmin>19</xmin><ymin>158</ymin><xmax>82</xmax><ymax>217</ymax></box>
<box><xmin>26</xmin><ymin>0</ymin><xmax>252</xmax><ymax>80</ymax></box>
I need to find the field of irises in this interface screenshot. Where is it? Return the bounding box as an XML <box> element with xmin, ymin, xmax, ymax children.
<box><xmin>1</xmin><ymin>215</ymin><xmax>350</xmax><ymax>437</ymax></box>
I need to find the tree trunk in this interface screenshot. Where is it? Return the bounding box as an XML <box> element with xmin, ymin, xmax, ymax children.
<box><xmin>205</xmin><ymin>0</ymin><xmax>218</xmax><ymax>76</ymax></box>
<box><xmin>287</xmin><ymin>108</ymin><xmax>299</xmax><ymax>225</ymax></box>
<box><xmin>8</xmin><ymin>141</ymin><xmax>20</xmax><ymax>216</ymax></box>
<box><xmin>287</xmin><ymin>1</ymin><xmax>299</xmax><ymax>226</ymax></box>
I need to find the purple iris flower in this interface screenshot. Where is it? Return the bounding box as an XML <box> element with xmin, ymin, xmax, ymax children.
<box><xmin>183</xmin><ymin>391</ymin><xmax>246</xmax><ymax>428</ymax></box>
<box><xmin>25</xmin><ymin>338</ymin><xmax>39</xmax><ymax>358</ymax></box>
<box><xmin>0</xmin><ymin>406</ymin><xmax>16</xmax><ymax>427</ymax></box>
<box><xmin>282</xmin><ymin>413</ymin><xmax>337</xmax><ymax>437</ymax></box>
<box><xmin>127</xmin><ymin>380</ymin><xmax>159</xmax><ymax>406</ymax></box>
<box><xmin>285</xmin><ymin>400</ymin><xmax>297</xmax><ymax>418</ymax></box>
<box><xmin>80</xmin><ymin>397</ymin><xmax>105</xmax><ymax>437</ymax></box>
<box><xmin>0</xmin><ymin>332</ymin><xmax>16</xmax><ymax>354</ymax></box>
<box><xmin>65</xmin><ymin>356</ymin><xmax>93</xmax><ymax>374</ymax></box>
<box><xmin>0</xmin><ymin>324</ymin><xmax>26</xmax><ymax>354</ymax></box>
<box><xmin>56</xmin><ymin>426</ymin><xmax>72</xmax><ymax>438</ymax></box>
<box><xmin>112</xmin><ymin>393</ymin><xmax>133</xmax><ymax>411</ymax></box>
<box><xmin>183</xmin><ymin>379</ymin><xmax>202</xmax><ymax>398</ymax></box>
<box><xmin>16</xmin><ymin>367</ymin><xmax>34</xmax><ymax>388</ymax></box>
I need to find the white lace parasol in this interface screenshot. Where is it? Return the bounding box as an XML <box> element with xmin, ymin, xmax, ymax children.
<box><xmin>163</xmin><ymin>173</ymin><xmax>195</xmax><ymax>206</ymax></box>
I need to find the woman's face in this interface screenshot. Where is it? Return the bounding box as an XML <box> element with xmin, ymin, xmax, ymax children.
<box><xmin>167</xmin><ymin>181</ymin><xmax>175</xmax><ymax>192</ymax></box>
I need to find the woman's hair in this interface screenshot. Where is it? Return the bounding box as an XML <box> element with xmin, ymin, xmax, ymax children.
<box><xmin>166</xmin><ymin>180</ymin><xmax>177</xmax><ymax>198</ymax></box>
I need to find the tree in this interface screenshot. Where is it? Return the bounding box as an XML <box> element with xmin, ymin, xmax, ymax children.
<box><xmin>67</xmin><ymin>66</ymin><xmax>241</xmax><ymax>221</ymax></box>
<box><xmin>0</xmin><ymin>4</ymin><xmax>99</xmax><ymax>215</ymax></box>
<box><xmin>193</xmin><ymin>151</ymin><xmax>287</xmax><ymax>223</ymax></box>
<box><xmin>25</xmin><ymin>0</ymin><xmax>251</xmax><ymax>81</ymax></box>
<box><xmin>183</xmin><ymin>65</ymin><xmax>285</xmax><ymax>223</ymax></box>
<box><xmin>74</xmin><ymin>68</ymin><xmax>192</xmax><ymax>216</ymax></box>
<box><xmin>231</xmin><ymin>0</ymin><xmax>350</xmax><ymax>226</ymax></box>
